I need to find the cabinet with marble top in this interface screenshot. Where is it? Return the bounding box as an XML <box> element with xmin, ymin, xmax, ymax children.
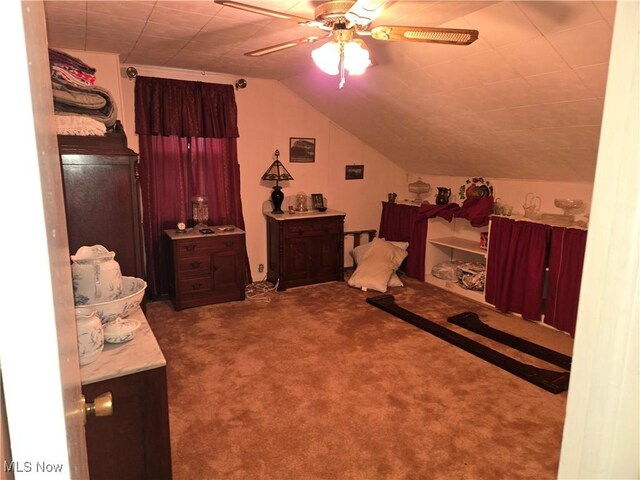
<box><xmin>80</xmin><ymin>308</ymin><xmax>171</xmax><ymax>480</ymax></box>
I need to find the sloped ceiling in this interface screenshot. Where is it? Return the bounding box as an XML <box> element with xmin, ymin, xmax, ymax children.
<box><xmin>44</xmin><ymin>0</ymin><xmax>616</xmax><ymax>181</ymax></box>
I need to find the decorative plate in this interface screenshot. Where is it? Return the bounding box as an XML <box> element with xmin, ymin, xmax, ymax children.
<box><xmin>459</xmin><ymin>177</ymin><xmax>493</xmax><ymax>201</ymax></box>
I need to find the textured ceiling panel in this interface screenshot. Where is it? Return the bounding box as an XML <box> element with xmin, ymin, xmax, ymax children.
<box><xmin>43</xmin><ymin>0</ymin><xmax>615</xmax><ymax>181</ymax></box>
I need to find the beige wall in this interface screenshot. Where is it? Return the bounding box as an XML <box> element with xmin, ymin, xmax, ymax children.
<box><xmin>58</xmin><ymin>50</ymin><xmax>595</xmax><ymax>281</ymax></box>
<box><xmin>61</xmin><ymin>52</ymin><xmax>408</xmax><ymax>280</ymax></box>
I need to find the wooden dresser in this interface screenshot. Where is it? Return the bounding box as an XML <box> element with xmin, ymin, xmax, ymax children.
<box><xmin>58</xmin><ymin>122</ymin><xmax>144</xmax><ymax>278</ymax></box>
<box><xmin>164</xmin><ymin>227</ymin><xmax>246</xmax><ymax>310</ymax></box>
<box><xmin>265</xmin><ymin>209</ymin><xmax>346</xmax><ymax>291</ymax></box>
<box><xmin>80</xmin><ymin>308</ymin><xmax>171</xmax><ymax>480</ymax></box>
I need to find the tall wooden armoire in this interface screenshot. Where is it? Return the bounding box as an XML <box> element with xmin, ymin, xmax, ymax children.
<box><xmin>58</xmin><ymin>122</ymin><xmax>144</xmax><ymax>279</ymax></box>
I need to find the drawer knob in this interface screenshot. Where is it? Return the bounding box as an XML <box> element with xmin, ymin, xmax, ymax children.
<box><xmin>190</xmin><ymin>283</ymin><xmax>202</xmax><ymax>290</ymax></box>
<box><xmin>190</xmin><ymin>261</ymin><xmax>201</xmax><ymax>269</ymax></box>
<box><xmin>212</xmin><ymin>265</ymin><xmax>218</xmax><ymax>272</ymax></box>
<box><xmin>225</xmin><ymin>241</ymin><xmax>234</xmax><ymax>247</ymax></box>
<box><xmin>298</xmin><ymin>229</ymin><xmax>303</xmax><ymax>235</ymax></box>
<box><xmin>185</xmin><ymin>244</ymin><xmax>196</xmax><ymax>252</ymax></box>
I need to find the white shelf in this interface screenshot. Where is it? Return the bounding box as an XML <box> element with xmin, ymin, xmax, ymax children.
<box><xmin>425</xmin><ymin>274</ymin><xmax>487</xmax><ymax>305</ymax></box>
<box><xmin>428</xmin><ymin>236</ymin><xmax>487</xmax><ymax>257</ymax></box>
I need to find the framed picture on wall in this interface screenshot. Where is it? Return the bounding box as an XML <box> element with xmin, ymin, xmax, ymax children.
<box><xmin>289</xmin><ymin>138</ymin><xmax>316</xmax><ymax>163</ymax></box>
<box><xmin>345</xmin><ymin>165</ymin><xmax>364</xmax><ymax>180</ymax></box>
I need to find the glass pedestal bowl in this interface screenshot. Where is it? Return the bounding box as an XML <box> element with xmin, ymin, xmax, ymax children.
<box><xmin>554</xmin><ymin>198</ymin><xmax>584</xmax><ymax>216</ymax></box>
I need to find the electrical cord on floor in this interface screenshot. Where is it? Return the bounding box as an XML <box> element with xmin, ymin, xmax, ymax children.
<box><xmin>245</xmin><ymin>276</ymin><xmax>279</xmax><ymax>303</ymax></box>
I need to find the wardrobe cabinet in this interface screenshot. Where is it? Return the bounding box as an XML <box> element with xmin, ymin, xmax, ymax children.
<box><xmin>265</xmin><ymin>210</ymin><xmax>346</xmax><ymax>291</ymax></box>
<box><xmin>58</xmin><ymin>123</ymin><xmax>144</xmax><ymax>278</ymax></box>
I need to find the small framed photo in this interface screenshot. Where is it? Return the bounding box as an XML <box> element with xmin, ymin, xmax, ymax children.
<box><xmin>345</xmin><ymin>165</ymin><xmax>364</xmax><ymax>180</ymax></box>
<box><xmin>289</xmin><ymin>137</ymin><xmax>316</xmax><ymax>163</ymax></box>
<box><xmin>311</xmin><ymin>193</ymin><xmax>325</xmax><ymax>209</ymax></box>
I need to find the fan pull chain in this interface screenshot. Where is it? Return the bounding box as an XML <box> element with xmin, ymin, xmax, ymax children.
<box><xmin>339</xmin><ymin>44</ymin><xmax>346</xmax><ymax>88</ymax></box>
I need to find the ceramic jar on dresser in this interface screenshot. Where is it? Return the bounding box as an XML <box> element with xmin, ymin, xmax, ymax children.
<box><xmin>164</xmin><ymin>226</ymin><xmax>247</xmax><ymax>310</ymax></box>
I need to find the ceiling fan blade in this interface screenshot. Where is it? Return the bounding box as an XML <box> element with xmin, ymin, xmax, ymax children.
<box><xmin>345</xmin><ymin>0</ymin><xmax>386</xmax><ymax>27</ymax></box>
<box><xmin>244</xmin><ymin>36</ymin><xmax>322</xmax><ymax>57</ymax></box>
<box><xmin>214</xmin><ymin>0</ymin><xmax>313</xmax><ymax>22</ymax></box>
<box><xmin>370</xmin><ymin>25</ymin><xmax>479</xmax><ymax>46</ymax></box>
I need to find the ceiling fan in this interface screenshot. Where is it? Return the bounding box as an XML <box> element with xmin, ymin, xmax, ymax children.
<box><xmin>214</xmin><ymin>0</ymin><xmax>479</xmax><ymax>87</ymax></box>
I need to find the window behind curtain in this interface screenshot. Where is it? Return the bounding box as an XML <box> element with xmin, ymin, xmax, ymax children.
<box><xmin>134</xmin><ymin>76</ymin><xmax>248</xmax><ymax>297</ymax></box>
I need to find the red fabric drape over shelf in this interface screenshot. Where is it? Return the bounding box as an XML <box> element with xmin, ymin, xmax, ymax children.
<box><xmin>544</xmin><ymin>227</ymin><xmax>588</xmax><ymax>336</ymax></box>
<box><xmin>485</xmin><ymin>217</ymin><xmax>551</xmax><ymax>321</ymax></box>
<box><xmin>135</xmin><ymin>76</ymin><xmax>248</xmax><ymax>297</ymax></box>
<box><xmin>379</xmin><ymin>202</ymin><xmax>427</xmax><ymax>281</ymax></box>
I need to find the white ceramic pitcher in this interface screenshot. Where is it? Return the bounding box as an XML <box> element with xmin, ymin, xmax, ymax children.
<box><xmin>76</xmin><ymin>309</ymin><xmax>104</xmax><ymax>366</ymax></box>
<box><xmin>71</xmin><ymin>245</ymin><xmax>123</xmax><ymax>305</ymax></box>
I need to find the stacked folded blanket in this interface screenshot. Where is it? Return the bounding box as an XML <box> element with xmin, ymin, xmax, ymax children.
<box><xmin>49</xmin><ymin>49</ymin><xmax>118</xmax><ymax>134</ymax></box>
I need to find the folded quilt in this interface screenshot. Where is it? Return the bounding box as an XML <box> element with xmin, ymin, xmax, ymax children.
<box><xmin>51</xmin><ymin>65</ymin><xmax>95</xmax><ymax>87</ymax></box>
<box><xmin>55</xmin><ymin>114</ymin><xmax>106</xmax><ymax>136</ymax></box>
<box><xmin>51</xmin><ymin>77</ymin><xmax>117</xmax><ymax>128</ymax></box>
<box><xmin>49</xmin><ymin>48</ymin><xmax>96</xmax><ymax>75</ymax></box>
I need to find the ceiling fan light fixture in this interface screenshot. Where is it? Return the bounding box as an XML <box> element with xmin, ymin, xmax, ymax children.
<box><xmin>343</xmin><ymin>39</ymin><xmax>371</xmax><ymax>75</ymax></box>
<box><xmin>312</xmin><ymin>41</ymin><xmax>341</xmax><ymax>75</ymax></box>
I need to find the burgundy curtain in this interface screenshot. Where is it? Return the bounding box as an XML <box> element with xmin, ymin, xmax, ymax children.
<box><xmin>379</xmin><ymin>202</ymin><xmax>427</xmax><ymax>280</ymax></box>
<box><xmin>135</xmin><ymin>76</ymin><xmax>239</xmax><ymax>138</ymax></box>
<box><xmin>544</xmin><ymin>227</ymin><xmax>588</xmax><ymax>336</ymax></box>
<box><xmin>485</xmin><ymin>217</ymin><xmax>551</xmax><ymax>321</ymax></box>
<box><xmin>135</xmin><ymin>76</ymin><xmax>247</xmax><ymax>297</ymax></box>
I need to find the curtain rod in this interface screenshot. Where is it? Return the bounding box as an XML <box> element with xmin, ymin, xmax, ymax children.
<box><xmin>122</xmin><ymin>64</ymin><xmax>248</xmax><ymax>90</ymax></box>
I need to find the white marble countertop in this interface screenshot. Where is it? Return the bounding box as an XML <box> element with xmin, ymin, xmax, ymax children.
<box><xmin>164</xmin><ymin>224</ymin><xmax>244</xmax><ymax>240</ymax></box>
<box><xmin>264</xmin><ymin>208</ymin><xmax>346</xmax><ymax>221</ymax></box>
<box><xmin>80</xmin><ymin>307</ymin><xmax>166</xmax><ymax>385</ymax></box>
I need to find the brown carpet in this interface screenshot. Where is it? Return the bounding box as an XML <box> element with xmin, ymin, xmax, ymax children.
<box><xmin>146</xmin><ymin>277</ymin><xmax>573</xmax><ymax>480</ymax></box>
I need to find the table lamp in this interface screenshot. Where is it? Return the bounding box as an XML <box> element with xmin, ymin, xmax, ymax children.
<box><xmin>261</xmin><ymin>149</ymin><xmax>293</xmax><ymax>214</ymax></box>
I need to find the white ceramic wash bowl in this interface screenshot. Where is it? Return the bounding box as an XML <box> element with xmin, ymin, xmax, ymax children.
<box><xmin>75</xmin><ymin>276</ymin><xmax>147</xmax><ymax>324</ymax></box>
<box><xmin>103</xmin><ymin>317</ymin><xmax>141</xmax><ymax>344</ymax></box>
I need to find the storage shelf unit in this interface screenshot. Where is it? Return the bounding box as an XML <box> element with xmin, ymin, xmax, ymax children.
<box><xmin>428</xmin><ymin>236</ymin><xmax>486</xmax><ymax>256</ymax></box>
<box><xmin>425</xmin><ymin>217</ymin><xmax>489</xmax><ymax>304</ymax></box>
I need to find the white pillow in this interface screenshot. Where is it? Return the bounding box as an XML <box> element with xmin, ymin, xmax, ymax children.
<box><xmin>351</xmin><ymin>239</ymin><xmax>409</xmax><ymax>287</ymax></box>
<box><xmin>348</xmin><ymin>238</ymin><xmax>409</xmax><ymax>292</ymax></box>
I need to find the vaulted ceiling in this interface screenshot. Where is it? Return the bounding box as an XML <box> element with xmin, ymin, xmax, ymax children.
<box><xmin>44</xmin><ymin>0</ymin><xmax>616</xmax><ymax>181</ymax></box>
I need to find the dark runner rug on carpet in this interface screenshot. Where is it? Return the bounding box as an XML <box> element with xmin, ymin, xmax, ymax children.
<box><xmin>367</xmin><ymin>295</ymin><xmax>570</xmax><ymax>394</ymax></box>
<box><xmin>448</xmin><ymin>311</ymin><xmax>573</xmax><ymax>370</ymax></box>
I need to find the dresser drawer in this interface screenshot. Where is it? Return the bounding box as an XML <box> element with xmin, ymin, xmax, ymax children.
<box><xmin>174</xmin><ymin>235</ymin><xmax>240</xmax><ymax>257</ymax></box>
<box><xmin>177</xmin><ymin>255</ymin><xmax>211</xmax><ymax>276</ymax></box>
<box><xmin>178</xmin><ymin>276</ymin><xmax>211</xmax><ymax>294</ymax></box>
<box><xmin>283</xmin><ymin>219</ymin><xmax>339</xmax><ymax>238</ymax></box>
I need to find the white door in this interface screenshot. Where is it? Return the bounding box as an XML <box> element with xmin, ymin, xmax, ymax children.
<box><xmin>0</xmin><ymin>2</ymin><xmax>88</xmax><ymax>477</ymax></box>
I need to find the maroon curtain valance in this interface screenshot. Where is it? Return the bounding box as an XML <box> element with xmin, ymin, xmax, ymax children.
<box><xmin>134</xmin><ymin>76</ymin><xmax>239</xmax><ymax>138</ymax></box>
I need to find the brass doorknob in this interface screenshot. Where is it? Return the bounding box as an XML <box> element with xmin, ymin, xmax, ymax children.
<box><xmin>82</xmin><ymin>392</ymin><xmax>113</xmax><ymax>424</ymax></box>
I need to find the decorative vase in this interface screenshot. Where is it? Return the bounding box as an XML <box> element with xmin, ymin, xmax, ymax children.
<box><xmin>271</xmin><ymin>186</ymin><xmax>284</xmax><ymax>214</ymax></box>
<box><xmin>76</xmin><ymin>309</ymin><xmax>104</xmax><ymax>366</ymax></box>
<box><xmin>71</xmin><ymin>245</ymin><xmax>123</xmax><ymax>305</ymax></box>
